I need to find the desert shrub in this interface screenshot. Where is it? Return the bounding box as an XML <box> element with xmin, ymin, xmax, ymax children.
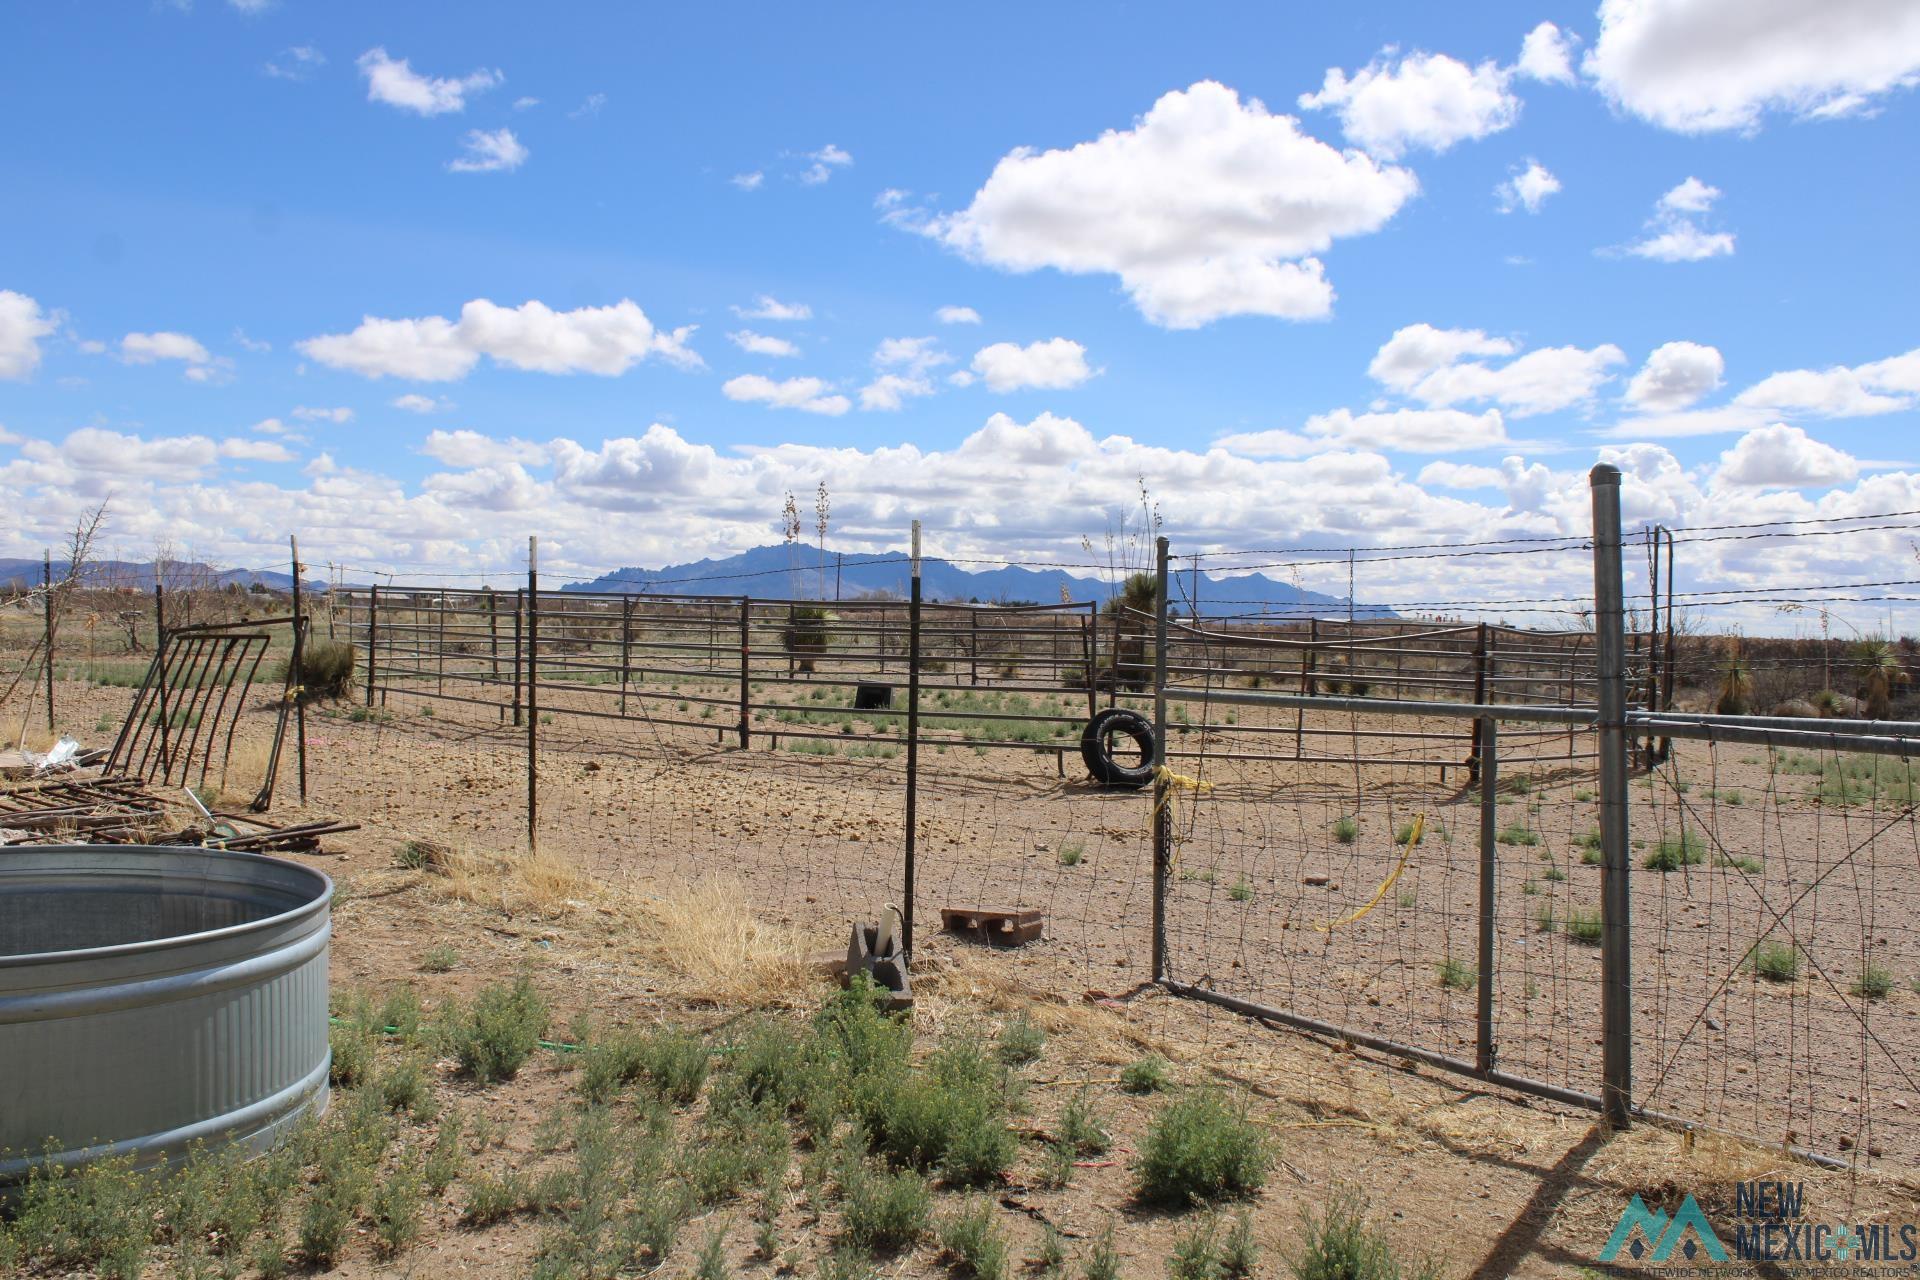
<box><xmin>1170</xmin><ymin>1216</ymin><xmax>1224</xmax><ymax>1280</ymax></box>
<box><xmin>1716</xmin><ymin>642</ymin><xmax>1752</xmax><ymax>716</ymax></box>
<box><xmin>1332</xmin><ymin>816</ymin><xmax>1358</xmax><ymax>844</ymax></box>
<box><xmin>328</xmin><ymin>1017</ymin><xmax>378</xmax><ymax>1088</ymax></box>
<box><xmin>784</xmin><ymin>607</ymin><xmax>830</xmax><ymax>673</ymax></box>
<box><xmin>284</xmin><ymin>638</ymin><xmax>356</xmax><ymax>702</ymax></box>
<box><xmin>1644</xmin><ymin>828</ymin><xmax>1706</xmax><ymax>871</ymax></box>
<box><xmin>715</xmin><ymin>1018</ymin><xmax>814</xmax><ymax>1117</ymax></box>
<box><xmin>377</xmin><ymin>1054</ymin><xmax>438</xmax><ymax>1121</ymax></box>
<box><xmin>1228</xmin><ymin>877</ymin><xmax>1254</xmax><ymax>902</ymax></box>
<box><xmin>419</xmin><ymin>942</ymin><xmax>459</xmax><ymax>972</ymax></box>
<box><xmin>1134</xmin><ymin>1089</ymin><xmax>1270</xmax><ymax>1206</ymax></box>
<box><xmin>864</xmin><ymin>1039</ymin><xmax>1017</xmax><ymax>1185</ymax></box>
<box><xmin>996</xmin><ymin>1013</ymin><xmax>1046</xmax><ymax>1066</ymax></box>
<box><xmin>425</xmin><ymin>1108</ymin><xmax>466</xmax><ymax>1194</ymax></box>
<box><xmin>1121</xmin><ymin>1056</ymin><xmax>1170</xmax><ymax>1093</ymax></box>
<box><xmin>1290</xmin><ymin>1188</ymin><xmax>1439</xmax><ymax>1280</ymax></box>
<box><xmin>938</xmin><ymin>1197</ymin><xmax>1009</xmax><ymax>1280</ymax></box>
<box><xmin>2</xmin><ymin>1155</ymin><xmax>156</xmax><ymax>1279</ymax></box>
<box><xmin>1058</xmin><ymin>841</ymin><xmax>1085</xmax><ymax>866</ymax></box>
<box><xmin>694</xmin><ymin>1225</ymin><xmax>730</xmax><ymax>1280</ymax></box>
<box><xmin>445</xmin><ymin>974</ymin><xmax>548</xmax><ymax>1083</ymax></box>
<box><xmin>841</xmin><ymin>1161</ymin><xmax>931</xmax><ymax>1254</ymax></box>
<box><xmin>369</xmin><ymin>1152</ymin><xmax>425</xmax><ymax>1256</ymax></box>
<box><xmin>1853</xmin><ymin>966</ymin><xmax>1896</xmax><ymax>1000</ymax></box>
<box><xmin>1567</xmin><ymin>906</ymin><xmax>1604</xmax><ymax>945</ymax></box>
<box><xmin>1496</xmin><ymin>823</ymin><xmax>1539</xmax><ymax>847</ymax></box>
<box><xmin>1435</xmin><ymin>955</ymin><xmax>1476</xmax><ymax>991</ymax></box>
<box><xmin>462</xmin><ymin>1171</ymin><xmax>537</xmax><ymax>1226</ymax></box>
<box><xmin>1221</xmin><ymin>1209</ymin><xmax>1258</xmax><ymax>1277</ymax></box>
<box><xmin>580</xmin><ymin>1026</ymin><xmax>710</xmax><ymax>1106</ymax></box>
<box><xmin>299</xmin><ymin>1121</ymin><xmax>383</xmax><ymax>1266</ymax></box>
<box><xmin>1084</xmin><ymin>1220</ymin><xmax>1121</xmax><ymax>1280</ymax></box>
<box><xmin>1749</xmin><ymin>939</ymin><xmax>1801</xmax><ymax>983</ymax></box>
<box><xmin>1058</xmin><ymin>1088</ymin><xmax>1110</xmax><ymax>1154</ymax></box>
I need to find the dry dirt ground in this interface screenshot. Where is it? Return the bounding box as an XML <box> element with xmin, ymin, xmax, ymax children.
<box><xmin>10</xmin><ymin>670</ymin><xmax>1920</xmax><ymax>1277</ymax></box>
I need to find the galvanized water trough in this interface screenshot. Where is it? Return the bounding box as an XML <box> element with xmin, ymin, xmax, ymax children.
<box><xmin>0</xmin><ymin>844</ymin><xmax>331</xmax><ymax>1183</ymax></box>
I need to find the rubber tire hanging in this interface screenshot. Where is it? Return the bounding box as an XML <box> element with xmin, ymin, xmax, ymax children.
<box><xmin>1079</xmin><ymin>707</ymin><xmax>1156</xmax><ymax>789</ymax></box>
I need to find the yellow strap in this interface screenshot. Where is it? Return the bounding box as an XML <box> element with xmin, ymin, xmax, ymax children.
<box><xmin>1313</xmin><ymin>813</ymin><xmax>1424</xmax><ymax>932</ymax></box>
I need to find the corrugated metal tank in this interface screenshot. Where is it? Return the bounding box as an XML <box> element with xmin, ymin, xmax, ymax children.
<box><xmin>0</xmin><ymin>844</ymin><xmax>331</xmax><ymax>1183</ymax></box>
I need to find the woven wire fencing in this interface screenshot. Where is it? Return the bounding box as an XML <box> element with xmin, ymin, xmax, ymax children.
<box><xmin>292</xmin><ymin>487</ymin><xmax>1920</xmax><ymax>1169</ymax></box>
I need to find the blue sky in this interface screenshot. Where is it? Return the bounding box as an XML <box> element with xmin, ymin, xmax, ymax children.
<box><xmin>3</xmin><ymin>1</ymin><xmax>1918</xmax><ymax>617</ymax></box>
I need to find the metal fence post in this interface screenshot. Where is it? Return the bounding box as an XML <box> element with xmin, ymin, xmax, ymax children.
<box><xmin>42</xmin><ymin>550</ymin><xmax>55</xmax><ymax>731</ymax></box>
<box><xmin>526</xmin><ymin>537</ymin><xmax>539</xmax><ymax>855</ymax></box>
<box><xmin>1476</xmin><ymin>715</ymin><xmax>1498</xmax><ymax>1075</ymax></box>
<box><xmin>365</xmin><ymin>583</ymin><xmax>379</xmax><ymax>709</ymax></box>
<box><xmin>1151</xmin><ymin>535</ymin><xmax>1171</xmax><ymax>983</ymax></box>
<box><xmin>289</xmin><ymin>535</ymin><xmax>308</xmax><ymax>804</ymax></box>
<box><xmin>1468</xmin><ymin>622</ymin><xmax>1488</xmax><ymax>784</ymax></box>
<box><xmin>511</xmin><ymin>590</ymin><xmax>524</xmax><ymax>727</ymax></box>
<box><xmin>619</xmin><ymin>597</ymin><xmax>633</xmax><ymax>716</ymax></box>
<box><xmin>737</xmin><ymin>596</ymin><xmax>752</xmax><ymax>749</ymax></box>
<box><xmin>1590</xmin><ymin>464</ymin><xmax>1633</xmax><ymax>1129</ymax></box>
<box><xmin>903</xmin><ymin>522</ymin><xmax>923</xmax><ymax>959</ymax></box>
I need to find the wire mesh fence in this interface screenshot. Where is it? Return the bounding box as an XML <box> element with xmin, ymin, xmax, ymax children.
<box><xmin>11</xmin><ymin>476</ymin><xmax>1920</xmax><ymax>1169</ymax></box>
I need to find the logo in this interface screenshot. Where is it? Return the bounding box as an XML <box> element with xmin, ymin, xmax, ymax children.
<box><xmin>1597</xmin><ymin>1182</ymin><xmax>1920</xmax><ymax>1268</ymax></box>
<box><xmin>1601</xmin><ymin>1194</ymin><xmax>1728</xmax><ymax>1263</ymax></box>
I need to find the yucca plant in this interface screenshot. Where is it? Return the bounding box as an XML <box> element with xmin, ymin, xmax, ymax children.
<box><xmin>1715</xmin><ymin>639</ymin><xmax>1752</xmax><ymax>716</ymax></box>
<box><xmin>1855</xmin><ymin>639</ymin><xmax>1910</xmax><ymax>720</ymax></box>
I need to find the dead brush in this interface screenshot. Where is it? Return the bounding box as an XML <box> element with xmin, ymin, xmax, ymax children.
<box><xmin>610</xmin><ymin>878</ymin><xmax>817</xmax><ymax>1009</ymax></box>
<box><xmin>410</xmin><ymin>838</ymin><xmax>592</xmax><ymax>917</ymax></box>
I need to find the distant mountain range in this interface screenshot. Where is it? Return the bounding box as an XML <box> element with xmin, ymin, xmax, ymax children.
<box><xmin>563</xmin><ymin>544</ymin><xmax>1393</xmax><ymax>619</ymax></box>
<box><xmin>0</xmin><ymin>558</ymin><xmax>297</xmax><ymax>593</ymax></box>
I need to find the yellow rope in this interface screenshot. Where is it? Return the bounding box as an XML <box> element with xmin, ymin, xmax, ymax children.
<box><xmin>1152</xmin><ymin>765</ymin><xmax>1214</xmax><ymax>874</ymax></box>
<box><xmin>1313</xmin><ymin>813</ymin><xmax>1424</xmax><ymax>932</ymax></box>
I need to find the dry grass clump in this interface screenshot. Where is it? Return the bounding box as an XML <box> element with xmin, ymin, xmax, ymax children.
<box><xmin>615</xmin><ymin>878</ymin><xmax>817</xmax><ymax>1009</ymax></box>
<box><xmin>409</xmin><ymin>839</ymin><xmax>592</xmax><ymax>917</ymax></box>
<box><xmin>1589</xmin><ymin>1124</ymin><xmax>1792</xmax><ymax>1209</ymax></box>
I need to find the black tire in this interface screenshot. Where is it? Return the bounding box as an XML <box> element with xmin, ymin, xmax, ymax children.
<box><xmin>1080</xmin><ymin>708</ymin><xmax>1156</xmax><ymax>789</ymax></box>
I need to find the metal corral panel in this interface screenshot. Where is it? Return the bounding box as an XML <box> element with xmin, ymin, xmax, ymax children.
<box><xmin>0</xmin><ymin>845</ymin><xmax>331</xmax><ymax>1182</ymax></box>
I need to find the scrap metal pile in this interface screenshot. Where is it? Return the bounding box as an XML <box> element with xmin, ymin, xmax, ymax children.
<box><xmin>1</xmin><ymin>616</ymin><xmax>356</xmax><ymax>853</ymax></box>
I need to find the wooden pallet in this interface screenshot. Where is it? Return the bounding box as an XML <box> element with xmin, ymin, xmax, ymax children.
<box><xmin>939</xmin><ymin>907</ymin><xmax>1044</xmax><ymax>946</ymax></box>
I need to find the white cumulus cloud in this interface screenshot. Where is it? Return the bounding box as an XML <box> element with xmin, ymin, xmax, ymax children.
<box><xmin>1585</xmin><ymin>0</ymin><xmax>1920</xmax><ymax>133</ymax></box>
<box><xmin>448</xmin><ymin>128</ymin><xmax>528</xmax><ymax>173</ymax></box>
<box><xmin>1299</xmin><ymin>50</ymin><xmax>1521</xmax><ymax>158</ymax></box>
<box><xmin>922</xmin><ymin>81</ymin><xmax>1418</xmax><ymax>328</ymax></box>
<box><xmin>1624</xmin><ymin>177</ymin><xmax>1735</xmax><ymax>261</ymax></box>
<box><xmin>799</xmin><ymin>143</ymin><xmax>852</xmax><ymax>185</ymax></box>
<box><xmin>1627</xmin><ymin>341</ymin><xmax>1725</xmax><ymax>411</ymax></box>
<box><xmin>0</xmin><ymin>291</ymin><xmax>57</xmax><ymax>381</ymax></box>
<box><xmin>729</xmin><ymin>330</ymin><xmax>800</xmax><ymax>358</ymax></box>
<box><xmin>732</xmin><ymin>295</ymin><xmax>811</xmax><ymax>322</ymax></box>
<box><xmin>1517</xmin><ymin>22</ymin><xmax>1577</xmax><ymax>84</ymax></box>
<box><xmin>1223</xmin><ymin>407</ymin><xmax>1509</xmax><ymax>456</ymax></box>
<box><xmin>970</xmin><ymin>339</ymin><xmax>1095</xmax><ymax>393</ymax></box>
<box><xmin>936</xmin><ymin>306</ymin><xmax>982</xmax><ymax>325</ymax></box>
<box><xmin>1733</xmin><ymin>348</ymin><xmax>1919</xmax><ymax>417</ymax></box>
<box><xmin>1716</xmin><ymin>424</ymin><xmax>1860</xmax><ymax>488</ymax></box>
<box><xmin>1495</xmin><ymin>160</ymin><xmax>1561</xmax><ymax>213</ymax></box>
<box><xmin>299</xmin><ymin>298</ymin><xmax>699</xmax><ymax>381</ymax></box>
<box><xmin>357</xmin><ymin>47</ymin><xmax>502</xmax><ymax>116</ymax></box>
<box><xmin>721</xmin><ymin>375</ymin><xmax>849</xmax><ymax>416</ymax></box>
<box><xmin>1368</xmin><ymin>323</ymin><xmax>1624</xmax><ymax>417</ymax></box>
<box><xmin>122</xmin><ymin>330</ymin><xmax>233</xmax><ymax>382</ymax></box>
<box><xmin>392</xmin><ymin>393</ymin><xmax>454</xmax><ymax>414</ymax></box>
